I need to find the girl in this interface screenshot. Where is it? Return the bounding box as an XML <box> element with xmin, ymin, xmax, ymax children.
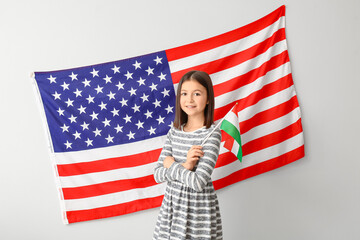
<box><xmin>153</xmin><ymin>71</ymin><xmax>223</xmax><ymax>240</ymax></box>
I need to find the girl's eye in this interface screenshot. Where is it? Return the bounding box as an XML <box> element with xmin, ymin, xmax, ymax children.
<box><xmin>181</xmin><ymin>93</ymin><xmax>187</xmax><ymax>96</ymax></box>
<box><xmin>194</xmin><ymin>93</ymin><xmax>201</xmax><ymax>96</ymax></box>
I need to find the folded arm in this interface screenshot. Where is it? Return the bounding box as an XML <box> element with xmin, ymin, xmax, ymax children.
<box><xmin>166</xmin><ymin>128</ymin><xmax>222</xmax><ymax>192</ymax></box>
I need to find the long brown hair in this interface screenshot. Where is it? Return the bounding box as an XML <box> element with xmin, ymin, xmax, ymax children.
<box><xmin>173</xmin><ymin>70</ymin><xmax>215</xmax><ymax>129</ymax></box>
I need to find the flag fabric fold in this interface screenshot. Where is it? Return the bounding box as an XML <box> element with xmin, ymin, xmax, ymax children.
<box><xmin>32</xmin><ymin>5</ymin><xmax>304</xmax><ymax>224</ymax></box>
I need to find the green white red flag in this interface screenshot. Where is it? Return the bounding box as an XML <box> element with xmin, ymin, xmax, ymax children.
<box><xmin>220</xmin><ymin>103</ymin><xmax>243</xmax><ymax>162</ymax></box>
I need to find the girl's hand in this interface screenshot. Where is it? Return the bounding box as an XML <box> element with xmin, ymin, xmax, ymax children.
<box><xmin>182</xmin><ymin>145</ymin><xmax>204</xmax><ymax>170</ymax></box>
<box><xmin>163</xmin><ymin>156</ymin><xmax>175</xmax><ymax>168</ymax></box>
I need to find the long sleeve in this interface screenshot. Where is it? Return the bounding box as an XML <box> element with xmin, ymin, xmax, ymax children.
<box><xmin>167</xmin><ymin>128</ymin><xmax>222</xmax><ymax>192</ymax></box>
<box><xmin>153</xmin><ymin>129</ymin><xmax>175</xmax><ymax>183</ymax></box>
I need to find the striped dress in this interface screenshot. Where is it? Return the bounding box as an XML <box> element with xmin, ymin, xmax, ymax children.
<box><xmin>153</xmin><ymin>124</ymin><xmax>223</xmax><ymax>240</ymax></box>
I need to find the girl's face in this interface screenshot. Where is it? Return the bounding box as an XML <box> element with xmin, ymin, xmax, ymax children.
<box><xmin>180</xmin><ymin>79</ymin><xmax>208</xmax><ymax>119</ymax></box>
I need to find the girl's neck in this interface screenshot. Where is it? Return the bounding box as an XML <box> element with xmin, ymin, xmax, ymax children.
<box><xmin>184</xmin><ymin>115</ymin><xmax>205</xmax><ymax>132</ymax></box>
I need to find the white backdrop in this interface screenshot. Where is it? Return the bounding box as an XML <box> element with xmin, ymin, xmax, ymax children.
<box><xmin>1</xmin><ymin>0</ymin><xmax>359</xmax><ymax>239</ymax></box>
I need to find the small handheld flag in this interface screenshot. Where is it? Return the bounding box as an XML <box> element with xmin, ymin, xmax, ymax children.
<box><xmin>220</xmin><ymin>103</ymin><xmax>243</xmax><ymax>162</ymax></box>
<box><xmin>201</xmin><ymin>103</ymin><xmax>242</xmax><ymax>162</ymax></box>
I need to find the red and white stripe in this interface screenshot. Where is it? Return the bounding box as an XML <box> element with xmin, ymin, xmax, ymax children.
<box><xmin>53</xmin><ymin>136</ymin><xmax>166</xmax><ymax>223</ymax></box>
<box><xmin>165</xmin><ymin>5</ymin><xmax>304</xmax><ymax>190</ymax></box>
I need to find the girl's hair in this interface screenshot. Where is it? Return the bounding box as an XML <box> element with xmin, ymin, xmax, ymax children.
<box><xmin>173</xmin><ymin>70</ymin><xmax>215</xmax><ymax>129</ymax></box>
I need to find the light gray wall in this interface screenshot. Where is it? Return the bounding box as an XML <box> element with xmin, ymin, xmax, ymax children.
<box><xmin>1</xmin><ymin>0</ymin><xmax>359</xmax><ymax>239</ymax></box>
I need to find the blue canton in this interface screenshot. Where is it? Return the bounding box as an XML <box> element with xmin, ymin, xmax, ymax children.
<box><xmin>35</xmin><ymin>51</ymin><xmax>175</xmax><ymax>152</ymax></box>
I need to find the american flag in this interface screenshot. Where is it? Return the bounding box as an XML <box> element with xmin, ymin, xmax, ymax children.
<box><xmin>32</xmin><ymin>5</ymin><xmax>304</xmax><ymax>224</ymax></box>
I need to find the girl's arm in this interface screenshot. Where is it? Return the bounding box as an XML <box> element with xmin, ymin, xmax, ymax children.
<box><xmin>153</xmin><ymin>129</ymin><xmax>176</xmax><ymax>183</ymax></box>
<box><xmin>166</xmin><ymin>128</ymin><xmax>222</xmax><ymax>192</ymax></box>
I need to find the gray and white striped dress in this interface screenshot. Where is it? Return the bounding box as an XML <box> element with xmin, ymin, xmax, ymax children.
<box><xmin>153</xmin><ymin>124</ymin><xmax>223</xmax><ymax>240</ymax></box>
